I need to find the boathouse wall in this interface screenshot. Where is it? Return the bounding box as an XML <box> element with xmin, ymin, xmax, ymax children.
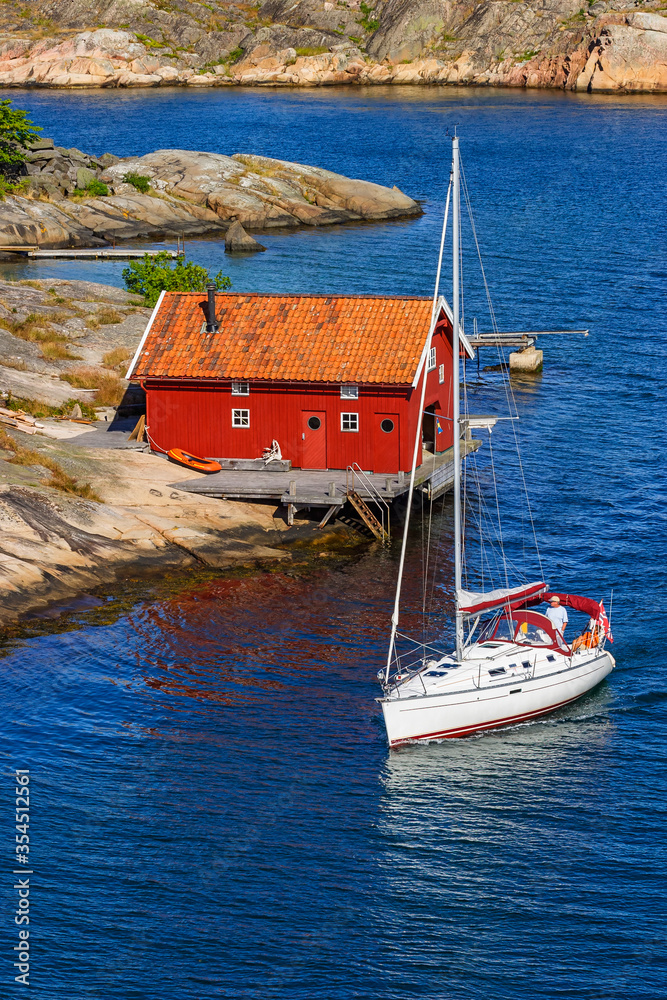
<box><xmin>139</xmin><ymin>303</ymin><xmax>457</xmax><ymax>475</ymax></box>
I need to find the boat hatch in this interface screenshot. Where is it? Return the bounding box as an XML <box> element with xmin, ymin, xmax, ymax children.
<box><xmin>425</xmin><ymin>670</ymin><xmax>448</xmax><ymax>677</ymax></box>
<box><xmin>522</xmin><ymin>660</ymin><xmax>531</xmax><ymax>668</ymax></box>
<box><xmin>488</xmin><ymin>667</ymin><xmax>506</xmax><ymax>676</ymax></box>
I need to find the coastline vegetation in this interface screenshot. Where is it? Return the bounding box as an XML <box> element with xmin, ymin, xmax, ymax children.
<box><xmin>122</xmin><ymin>252</ymin><xmax>231</xmax><ymax>308</ymax></box>
<box><xmin>0</xmin><ymin>99</ymin><xmax>41</xmax><ymax>175</ymax></box>
<box><xmin>0</xmin><ymin>425</ymin><xmax>101</xmax><ymax>500</ymax></box>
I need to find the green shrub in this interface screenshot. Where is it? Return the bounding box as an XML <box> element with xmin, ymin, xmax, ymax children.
<box><xmin>135</xmin><ymin>33</ymin><xmax>164</xmax><ymax>49</ymax></box>
<box><xmin>358</xmin><ymin>2</ymin><xmax>379</xmax><ymax>32</ymax></box>
<box><xmin>124</xmin><ymin>172</ymin><xmax>150</xmax><ymax>193</ymax></box>
<box><xmin>0</xmin><ymin>99</ymin><xmax>41</xmax><ymax>172</ymax></box>
<box><xmin>225</xmin><ymin>47</ymin><xmax>244</xmax><ymax>64</ymax></box>
<box><xmin>122</xmin><ymin>252</ymin><xmax>232</xmax><ymax>308</ymax></box>
<box><xmin>86</xmin><ymin>179</ymin><xmax>109</xmax><ymax>197</ymax></box>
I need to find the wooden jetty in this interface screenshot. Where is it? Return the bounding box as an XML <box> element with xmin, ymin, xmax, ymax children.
<box><xmin>469</xmin><ymin>330</ymin><xmax>589</xmax><ymax>350</ymax></box>
<box><xmin>172</xmin><ymin>431</ymin><xmax>489</xmax><ymax>541</ymax></box>
<box><xmin>0</xmin><ymin>246</ymin><xmax>184</xmax><ymax>260</ymax></box>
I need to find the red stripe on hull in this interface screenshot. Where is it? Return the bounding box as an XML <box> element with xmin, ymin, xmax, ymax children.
<box><xmin>389</xmin><ymin>692</ymin><xmax>582</xmax><ymax>747</ymax></box>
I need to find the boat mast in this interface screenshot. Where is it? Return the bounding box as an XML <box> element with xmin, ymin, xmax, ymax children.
<box><xmin>452</xmin><ymin>135</ymin><xmax>464</xmax><ymax>660</ymax></box>
<box><xmin>384</xmin><ymin>167</ymin><xmax>453</xmax><ymax>682</ymax></box>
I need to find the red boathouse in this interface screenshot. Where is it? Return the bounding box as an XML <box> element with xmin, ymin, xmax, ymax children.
<box><xmin>127</xmin><ymin>290</ymin><xmax>473</xmax><ymax>475</ymax></box>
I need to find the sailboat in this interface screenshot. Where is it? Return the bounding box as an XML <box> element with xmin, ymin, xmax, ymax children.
<box><xmin>379</xmin><ymin>137</ymin><xmax>615</xmax><ymax>747</ymax></box>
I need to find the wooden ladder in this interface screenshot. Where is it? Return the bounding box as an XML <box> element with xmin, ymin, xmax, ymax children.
<box><xmin>346</xmin><ymin>489</ymin><xmax>389</xmax><ymax>544</ymax></box>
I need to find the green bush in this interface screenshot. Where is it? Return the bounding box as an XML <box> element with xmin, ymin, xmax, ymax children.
<box><xmin>358</xmin><ymin>2</ymin><xmax>379</xmax><ymax>32</ymax></box>
<box><xmin>0</xmin><ymin>99</ymin><xmax>42</xmax><ymax>172</ymax></box>
<box><xmin>124</xmin><ymin>172</ymin><xmax>150</xmax><ymax>193</ymax></box>
<box><xmin>122</xmin><ymin>252</ymin><xmax>232</xmax><ymax>308</ymax></box>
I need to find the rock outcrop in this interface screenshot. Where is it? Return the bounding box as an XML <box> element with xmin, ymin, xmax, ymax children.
<box><xmin>0</xmin><ymin>277</ymin><xmax>149</xmax><ymax>406</ymax></box>
<box><xmin>225</xmin><ymin>221</ymin><xmax>266</xmax><ymax>253</ymax></box>
<box><xmin>0</xmin><ymin>147</ymin><xmax>421</xmax><ymax>249</ymax></box>
<box><xmin>0</xmin><ymin>440</ymin><xmax>294</xmax><ymax>625</ymax></box>
<box><xmin>0</xmin><ymin>2</ymin><xmax>664</xmax><ymax>92</ymax></box>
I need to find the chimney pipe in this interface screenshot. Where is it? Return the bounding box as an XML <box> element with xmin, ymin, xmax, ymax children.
<box><xmin>206</xmin><ymin>282</ymin><xmax>219</xmax><ymax>333</ymax></box>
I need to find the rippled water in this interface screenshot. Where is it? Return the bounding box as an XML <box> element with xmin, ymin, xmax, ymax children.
<box><xmin>2</xmin><ymin>87</ymin><xmax>666</xmax><ymax>998</ymax></box>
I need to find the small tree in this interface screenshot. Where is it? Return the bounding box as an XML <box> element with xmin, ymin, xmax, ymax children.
<box><xmin>122</xmin><ymin>252</ymin><xmax>231</xmax><ymax>308</ymax></box>
<box><xmin>0</xmin><ymin>100</ymin><xmax>42</xmax><ymax>174</ymax></box>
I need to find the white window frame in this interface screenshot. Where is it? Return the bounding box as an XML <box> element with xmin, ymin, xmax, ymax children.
<box><xmin>427</xmin><ymin>346</ymin><xmax>437</xmax><ymax>371</ymax></box>
<box><xmin>232</xmin><ymin>408</ymin><xmax>250</xmax><ymax>428</ymax></box>
<box><xmin>341</xmin><ymin>412</ymin><xmax>359</xmax><ymax>432</ymax></box>
<box><xmin>438</xmin><ymin>363</ymin><xmax>445</xmax><ymax>384</ymax></box>
<box><xmin>340</xmin><ymin>384</ymin><xmax>358</xmax><ymax>399</ymax></box>
<box><xmin>231</xmin><ymin>381</ymin><xmax>250</xmax><ymax>396</ymax></box>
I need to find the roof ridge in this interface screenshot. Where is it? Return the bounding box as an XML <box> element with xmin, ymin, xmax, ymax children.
<box><xmin>166</xmin><ymin>291</ymin><xmax>432</xmax><ymax>300</ymax></box>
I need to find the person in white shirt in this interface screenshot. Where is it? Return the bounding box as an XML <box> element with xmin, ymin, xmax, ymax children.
<box><xmin>545</xmin><ymin>595</ymin><xmax>568</xmax><ymax>636</ymax></box>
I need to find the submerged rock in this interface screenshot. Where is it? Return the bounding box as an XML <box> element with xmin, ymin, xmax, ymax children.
<box><xmin>225</xmin><ymin>221</ymin><xmax>266</xmax><ymax>253</ymax></box>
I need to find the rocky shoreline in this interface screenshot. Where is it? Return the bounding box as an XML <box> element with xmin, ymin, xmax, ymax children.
<box><xmin>0</xmin><ymin>3</ymin><xmax>665</xmax><ymax>94</ymax></box>
<box><xmin>0</xmin><ymin>433</ymin><xmax>361</xmax><ymax>627</ymax></box>
<box><xmin>0</xmin><ymin>275</ymin><xmax>365</xmax><ymax>626</ymax></box>
<box><xmin>0</xmin><ymin>145</ymin><xmax>421</xmax><ymax>250</ymax></box>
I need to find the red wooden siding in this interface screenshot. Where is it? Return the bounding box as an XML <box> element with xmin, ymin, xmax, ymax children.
<box><xmin>142</xmin><ymin>306</ymin><xmax>458</xmax><ymax>475</ymax></box>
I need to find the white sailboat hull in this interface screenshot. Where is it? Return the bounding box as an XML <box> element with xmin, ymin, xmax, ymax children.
<box><xmin>380</xmin><ymin>649</ymin><xmax>614</xmax><ymax>746</ymax></box>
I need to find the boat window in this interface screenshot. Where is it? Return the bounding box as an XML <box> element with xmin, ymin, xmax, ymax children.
<box><xmin>521</xmin><ymin>660</ymin><xmax>531</xmax><ymax>668</ymax></box>
<box><xmin>479</xmin><ymin>642</ymin><xmax>502</xmax><ymax>648</ymax></box>
<box><xmin>425</xmin><ymin>671</ymin><xmax>448</xmax><ymax>677</ymax></box>
<box><xmin>547</xmin><ymin>655</ymin><xmax>555</xmax><ymax>662</ymax></box>
<box><xmin>493</xmin><ymin>619</ymin><xmax>518</xmax><ymax>641</ymax></box>
<box><xmin>514</xmin><ymin>622</ymin><xmax>551</xmax><ymax>645</ymax></box>
<box><xmin>488</xmin><ymin>667</ymin><xmax>506</xmax><ymax>676</ymax></box>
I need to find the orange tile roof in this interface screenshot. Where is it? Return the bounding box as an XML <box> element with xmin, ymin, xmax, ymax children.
<box><xmin>130</xmin><ymin>292</ymin><xmax>435</xmax><ymax>385</ymax></box>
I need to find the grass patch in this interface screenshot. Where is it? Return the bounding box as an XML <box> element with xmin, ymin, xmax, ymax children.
<box><xmin>59</xmin><ymin>366</ymin><xmax>125</xmax><ymax>407</ymax></box>
<box><xmin>40</xmin><ymin>342</ymin><xmax>81</xmax><ymax>360</ymax></box>
<box><xmin>0</xmin><ymin>426</ymin><xmax>101</xmax><ymax>500</ymax></box>
<box><xmin>358</xmin><ymin>2</ymin><xmax>379</xmax><ymax>32</ymax></box>
<box><xmin>86</xmin><ymin>308</ymin><xmax>123</xmax><ymax>329</ymax></box>
<box><xmin>2</xmin><ymin>394</ymin><xmax>97</xmax><ymax>420</ymax></box>
<box><xmin>123</xmin><ymin>172</ymin><xmax>150</xmax><ymax>193</ymax></box>
<box><xmin>0</xmin><ymin>313</ymin><xmax>68</xmax><ymax>344</ymax></box>
<box><xmin>223</xmin><ymin>46</ymin><xmax>244</xmax><ymax>64</ymax></box>
<box><xmin>517</xmin><ymin>49</ymin><xmax>540</xmax><ymax>61</ymax></box>
<box><xmin>135</xmin><ymin>32</ymin><xmax>164</xmax><ymax>49</ymax></box>
<box><xmin>0</xmin><ymin>176</ymin><xmax>30</xmax><ymax>200</ymax></box>
<box><xmin>295</xmin><ymin>46</ymin><xmax>329</xmax><ymax>57</ymax></box>
<box><xmin>102</xmin><ymin>347</ymin><xmax>132</xmax><ymax>371</ymax></box>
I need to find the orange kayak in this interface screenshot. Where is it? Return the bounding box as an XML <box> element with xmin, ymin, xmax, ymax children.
<box><xmin>167</xmin><ymin>448</ymin><xmax>222</xmax><ymax>474</ymax></box>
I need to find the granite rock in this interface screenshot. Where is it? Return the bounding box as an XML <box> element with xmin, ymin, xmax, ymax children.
<box><xmin>225</xmin><ymin>221</ymin><xmax>267</xmax><ymax>252</ymax></box>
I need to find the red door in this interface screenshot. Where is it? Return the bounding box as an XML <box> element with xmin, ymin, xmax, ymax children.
<box><xmin>301</xmin><ymin>411</ymin><xmax>327</xmax><ymax>469</ymax></box>
<box><xmin>374</xmin><ymin>413</ymin><xmax>400</xmax><ymax>473</ymax></box>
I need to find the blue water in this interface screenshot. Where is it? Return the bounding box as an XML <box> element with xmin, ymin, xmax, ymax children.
<box><xmin>2</xmin><ymin>87</ymin><xmax>667</xmax><ymax>998</ymax></box>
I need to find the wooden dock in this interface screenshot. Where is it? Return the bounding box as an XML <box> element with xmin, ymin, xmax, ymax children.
<box><xmin>0</xmin><ymin>246</ymin><xmax>184</xmax><ymax>260</ymax></box>
<box><xmin>172</xmin><ymin>438</ymin><xmax>484</xmax><ymax>532</ymax></box>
